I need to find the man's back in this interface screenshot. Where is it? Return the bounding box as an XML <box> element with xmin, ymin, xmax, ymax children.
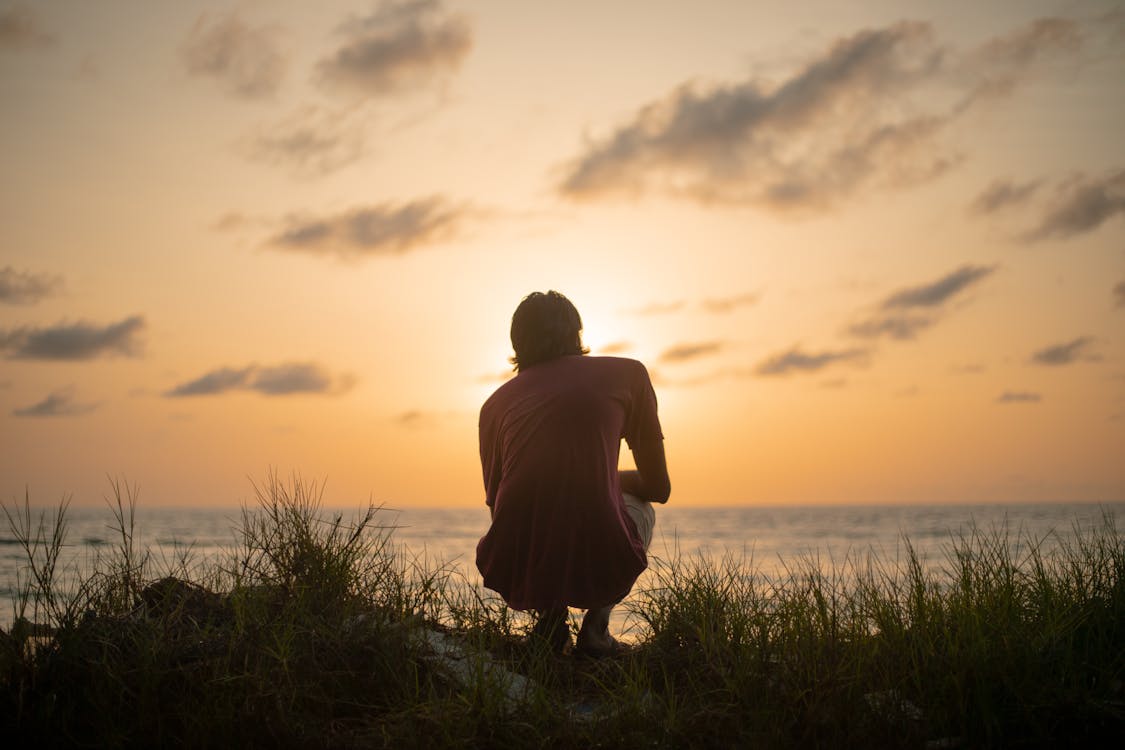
<box><xmin>476</xmin><ymin>354</ymin><xmax>661</xmax><ymax>610</ymax></box>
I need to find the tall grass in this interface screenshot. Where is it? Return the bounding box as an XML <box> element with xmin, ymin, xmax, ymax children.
<box><xmin>2</xmin><ymin>479</ymin><xmax>1122</xmax><ymax>748</ymax></box>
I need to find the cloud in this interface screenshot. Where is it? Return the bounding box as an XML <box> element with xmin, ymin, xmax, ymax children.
<box><xmin>165</xmin><ymin>362</ymin><xmax>353</xmax><ymax>397</ymax></box>
<box><xmin>0</xmin><ymin>266</ymin><xmax>62</xmax><ymax>305</ymax></box>
<box><xmin>392</xmin><ymin>409</ymin><xmax>457</xmax><ymax>428</ymax></box>
<box><xmin>0</xmin><ymin>5</ymin><xmax>53</xmax><ymax>51</ymax></box>
<box><xmin>12</xmin><ymin>389</ymin><xmax>98</xmax><ymax>418</ymax></box>
<box><xmin>969</xmin><ymin>178</ymin><xmax>1042</xmax><ymax>215</ymax></box>
<box><xmin>701</xmin><ymin>293</ymin><xmax>760</xmax><ymax>313</ymax></box>
<box><xmin>181</xmin><ymin>12</ymin><xmax>288</xmax><ymax>99</ymax></box>
<box><xmin>996</xmin><ymin>390</ymin><xmax>1041</xmax><ymax>404</ymax></box>
<box><xmin>755</xmin><ymin>346</ymin><xmax>868</xmax><ymax>376</ymax></box>
<box><xmin>848</xmin><ymin>264</ymin><xmax>994</xmax><ymax>340</ymax></box>
<box><xmin>625</xmin><ymin>295</ymin><xmax>759</xmax><ymax>316</ymax></box>
<box><xmin>213</xmin><ymin>212</ymin><xmax>253</xmax><ymax>231</ymax></box>
<box><xmin>476</xmin><ymin>369</ymin><xmax>514</xmax><ymax>384</ymax></box>
<box><xmin>0</xmin><ymin>315</ymin><xmax>144</xmax><ymax>360</ymax></box>
<box><xmin>660</xmin><ymin>341</ymin><xmax>724</xmax><ymax>363</ymax></box>
<box><xmin>252</xmin><ymin>363</ymin><xmax>347</xmax><ymax>395</ymax></box>
<box><xmin>880</xmin><ymin>265</ymin><xmax>995</xmax><ymax>309</ymax></box>
<box><xmin>649</xmin><ymin>366</ymin><xmax>731</xmax><ymax>388</ymax></box>
<box><xmin>165</xmin><ymin>366</ymin><xmax>255</xmax><ymax>396</ymax></box>
<box><xmin>596</xmin><ymin>340</ymin><xmax>632</xmax><ymax>355</ymax></box>
<box><xmin>1030</xmin><ymin>337</ymin><xmax>1096</xmax><ymax>366</ymax></box>
<box><xmin>268</xmin><ymin>197</ymin><xmax>464</xmax><ymax>259</ymax></box>
<box><xmin>847</xmin><ymin>313</ymin><xmax>936</xmax><ymax>340</ymax></box>
<box><xmin>1023</xmin><ymin>170</ymin><xmax>1125</xmax><ymax>242</ymax></box>
<box><xmin>394</xmin><ymin>409</ymin><xmax>427</xmax><ymax>427</ymax></box>
<box><xmin>557</xmin><ymin>17</ymin><xmax>1084</xmax><ymax>211</ymax></box>
<box><xmin>958</xmin><ymin>17</ymin><xmax>1082</xmax><ymax>103</ymax></box>
<box><xmin>316</xmin><ymin>0</ymin><xmax>472</xmax><ymax>99</ymax></box>
<box><xmin>1115</xmin><ymin>281</ymin><xmax>1125</xmax><ymax>309</ymax></box>
<box><xmin>242</xmin><ymin>106</ymin><xmax>368</xmax><ymax>178</ymax></box>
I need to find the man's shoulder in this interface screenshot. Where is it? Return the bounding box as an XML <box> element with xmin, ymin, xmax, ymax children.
<box><xmin>582</xmin><ymin>354</ymin><xmax>645</xmax><ymax>369</ymax></box>
<box><xmin>480</xmin><ymin>373</ymin><xmax>519</xmax><ymax>417</ymax></box>
<box><xmin>585</xmin><ymin>355</ymin><xmax>650</xmax><ymax>379</ymax></box>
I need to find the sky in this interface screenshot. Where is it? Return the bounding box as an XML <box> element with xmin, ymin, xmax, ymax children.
<box><xmin>1</xmin><ymin>0</ymin><xmax>1123</xmax><ymax>509</ymax></box>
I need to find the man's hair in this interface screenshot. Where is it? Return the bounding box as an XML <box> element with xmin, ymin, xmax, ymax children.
<box><xmin>509</xmin><ymin>290</ymin><xmax>589</xmax><ymax>372</ymax></box>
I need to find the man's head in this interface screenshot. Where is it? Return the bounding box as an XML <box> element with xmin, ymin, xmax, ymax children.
<box><xmin>510</xmin><ymin>290</ymin><xmax>589</xmax><ymax>371</ymax></box>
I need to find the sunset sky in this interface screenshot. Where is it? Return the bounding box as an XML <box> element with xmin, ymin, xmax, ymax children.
<box><xmin>2</xmin><ymin>0</ymin><xmax>1123</xmax><ymax>509</ymax></box>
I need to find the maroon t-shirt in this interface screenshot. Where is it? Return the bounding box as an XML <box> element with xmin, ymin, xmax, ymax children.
<box><xmin>475</xmin><ymin>355</ymin><xmax>663</xmax><ymax>610</ymax></box>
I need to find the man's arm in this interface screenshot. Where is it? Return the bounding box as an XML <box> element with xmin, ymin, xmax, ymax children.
<box><xmin>620</xmin><ymin>436</ymin><xmax>671</xmax><ymax>504</ymax></box>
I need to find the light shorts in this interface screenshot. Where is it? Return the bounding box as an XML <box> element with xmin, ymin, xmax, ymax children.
<box><xmin>622</xmin><ymin>492</ymin><xmax>656</xmax><ymax>552</ymax></box>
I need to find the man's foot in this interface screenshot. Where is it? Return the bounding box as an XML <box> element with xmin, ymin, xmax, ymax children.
<box><xmin>575</xmin><ymin>604</ymin><xmax>618</xmax><ymax>657</ymax></box>
<box><xmin>529</xmin><ymin>608</ymin><xmax>571</xmax><ymax>655</ymax></box>
<box><xmin>574</xmin><ymin>633</ymin><xmax>624</xmax><ymax>659</ymax></box>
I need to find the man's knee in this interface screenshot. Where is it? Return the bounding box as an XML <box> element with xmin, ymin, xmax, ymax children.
<box><xmin>623</xmin><ymin>492</ymin><xmax>656</xmax><ymax>551</ymax></box>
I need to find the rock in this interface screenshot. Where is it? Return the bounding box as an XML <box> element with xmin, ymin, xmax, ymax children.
<box><xmin>864</xmin><ymin>689</ymin><xmax>924</xmax><ymax>722</ymax></box>
<box><xmin>410</xmin><ymin>628</ymin><xmax>538</xmax><ymax>711</ymax></box>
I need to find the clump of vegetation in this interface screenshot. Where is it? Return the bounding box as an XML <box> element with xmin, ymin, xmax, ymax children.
<box><xmin>2</xmin><ymin>476</ymin><xmax>1122</xmax><ymax>748</ymax></box>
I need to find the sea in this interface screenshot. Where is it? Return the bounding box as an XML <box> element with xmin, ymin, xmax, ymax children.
<box><xmin>3</xmin><ymin>502</ymin><xmax>1122</xmax><ymax>635</ymax></box>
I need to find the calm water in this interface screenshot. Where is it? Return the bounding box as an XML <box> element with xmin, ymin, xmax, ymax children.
<box><xmin>3</xmin><ymin>502</ymin><xmax>1121</xmax><ymax>634</ymax></box>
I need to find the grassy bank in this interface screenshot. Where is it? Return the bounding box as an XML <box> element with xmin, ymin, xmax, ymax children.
<box><xmin>2</xmin><ymin>477</ymin><xmax>1123</xmax><ymax>748</ymax></box>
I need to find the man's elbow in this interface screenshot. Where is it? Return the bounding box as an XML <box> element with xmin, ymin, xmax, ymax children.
<box><xmin>649</xmin><ymin>477</ymin><xmax>671</xmax><ymax>504</ymax></box>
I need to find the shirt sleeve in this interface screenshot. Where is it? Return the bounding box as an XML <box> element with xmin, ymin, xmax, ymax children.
<box><xmin>623</xmin><ymin>360</ymin><xmax>663</xmax><ymax>449</ymax></box>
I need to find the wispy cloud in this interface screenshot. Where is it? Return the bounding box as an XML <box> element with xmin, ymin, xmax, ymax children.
<box><xmin>701</xmin><ymin>292</ymin><xmax>760</xmax><ymax>313</ymax></box>
<box><xmin>165</xmin><ymin>362</ymin><xmax>353</xmax><ymax>397</ymax></box>
<box><xmin>1114</xmin><ymin>281</ymin><xmax>1125</xmax><ymax>309</ymax></box>
<box><xmin>969</xmin><ymin>178</ymin><xmax>1042</xmax><ymax>215</ymax></box>
<box><xmin>881</xmin><ymin>265</ymin><xmax>995</xmax><ymax>309</ymax></box>
<box><xmin>649</xmin><ymin>367</ymin><xmax>729</xmax><ymax>388</ymax></box>
<box><xmin>0</xmin><ymin>267</ymin><xmax>62</xmax><ymax>305</ymax></box>
<box><xmin>0</xmin><ymin>4</ymin><xmax>53</xmax><ymax>51</ymax></box>
<box><xmin>181</xmin><ymin>12</ymin><xmax>288</xmax><ymax>99</ymax></box>
<box><xmin>316</xmin><ymin>0</ymin><xmax>472</xmax><ymax>99</ymax></box>
<box><xmin>267</xmin><ymin>197</ymin><xmax>465</xmax><ymax>259</ymax></box>
<box><xmin>557</xmin><ymin>17</ymin><xmax>1082</xmax><ymax>211</ymax></box>
<box><xmin>242</xmin><ymin>106</ymin><xmax>367</xmax><ymax>177</ymax></box>
<box><xmin>849</xmin><ymin>264</ymin><xmax>995</xmax><ymax>340</ymax></box>
<box><xmin>660</xmin><ymin>341</ymin><xmax>724</xmax><ymax>363</ymax></box>
<box><xmin>253</xmin><ymin>363</ymin><xmax>351</xmax><ymax>395</ymax></box>
<box><xmin>626</xmin><ymin>294</ymin><xmax>758</xmax><ymax>316</ymax></box>
<box><xmin>959</xmin><ymin>17</ymin><xmax>1082</xmax><ymax>102</ymax></box>
<box><xmin>12</xmin><ymin>388</ymin><xmax>98</xmax><ymax>418</ymax></box>
<box><xmin>596</xmin><ymin>340</ymin><xmax>632</xmax><ymax>355</ymax></box>
<box><xmin>1030</xmin><ymin>337</ymin><xmax>1097</xmax><ymax>366</ymax></box>
<box><xmin>0</xmin><ymin>316</ymin><xmax>144</xmax><ymax>360</ymax></box>
<box><xmin>1022</xmin><ymin>169</ymin><xmax>1125</xmax><ymax>242</ymax></box>
<box><xmin>476</xmin><ymin>369</ymin><xmax>514</xmax><ymax>384</ymax></box>
<box><xmin>166</xmin><ymin>366</ymin><xmax>255</xmax><ymax>396</ymax></box>
<box><xmin>996</xmin><ymin>390</ymin><xmax>1042</xmax><ymax>404</ymax></box>
<box><xmin>755</xmin><ymin>346</ymin><xmax>868</xmax><ymax>376</ymax></box>
<box><xmin>393</xmin><ymin>408</ymin><xmax>458</xmax><ymax>428</ymax></box>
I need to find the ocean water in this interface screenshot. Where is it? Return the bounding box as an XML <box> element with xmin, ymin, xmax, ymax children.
<box><xmin>3</xmin><ymin>502</ymin><xmax>1122</xmax><ymax>634</ymax></box>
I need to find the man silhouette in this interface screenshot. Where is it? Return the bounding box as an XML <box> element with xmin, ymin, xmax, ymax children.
<box><xmin>475</xmin><ymin>291</ymin><xmax>671</xmax><ymax>656</ymax></box>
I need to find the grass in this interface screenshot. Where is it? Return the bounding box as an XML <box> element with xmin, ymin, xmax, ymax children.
<box><xmin>2</xmin><ymin>475</ymin><xmax>1123</xmax><ymax>748</ymax></box>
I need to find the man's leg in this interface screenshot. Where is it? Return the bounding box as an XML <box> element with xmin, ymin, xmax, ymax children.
<box><xmin>530</xmin><ymin>605</ymin><xmax>570</xmax><ymax>653</ymax></box>
<box><xmin>577</xmin><ymin>493</ymin><xmax>656</xmax><ymax>655</ymax></box>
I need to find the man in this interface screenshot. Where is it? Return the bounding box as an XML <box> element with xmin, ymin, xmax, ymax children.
<box><xmin>475</xmin><ymin>291</ymin><xmax>671</xmax><ymax>656</ymax></box>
